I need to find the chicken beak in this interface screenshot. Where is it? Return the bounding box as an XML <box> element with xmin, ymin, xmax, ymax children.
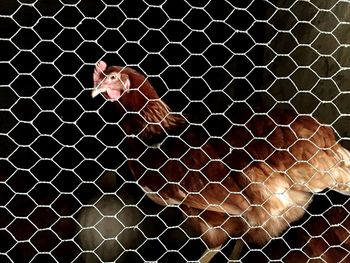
<box><xmin>91</xmin><ymin>86</ymin><xmax>108</xmax><ymax>98</ymax></box>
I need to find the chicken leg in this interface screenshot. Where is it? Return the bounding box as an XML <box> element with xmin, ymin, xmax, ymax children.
<box><xmin>229</xmin><ymin>239</ymin><xmax>245</xmax><ymax>261</ymax></box>
<box><xmin>199</xmin><ymin>246</ymin><xmax>222</xmax><ymax>263</ymax></box>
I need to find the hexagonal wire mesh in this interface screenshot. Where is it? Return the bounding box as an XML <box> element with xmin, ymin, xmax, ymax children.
<box><xmin>1</xmin><ymin>0</ymin><xmax>350</xmax><ymax>262</ymax></box>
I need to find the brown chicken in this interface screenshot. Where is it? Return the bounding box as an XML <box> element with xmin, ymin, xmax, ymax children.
<box><xmin>91</xmin><ymin>61</ymin><xmax>350</xmax><ymax>262</ymax></box>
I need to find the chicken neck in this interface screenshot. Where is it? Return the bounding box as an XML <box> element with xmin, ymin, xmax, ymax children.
<box><xmin>119</xmin><ymin>99</ymin><xmax>187</xmax><ymax>146</ymax></box>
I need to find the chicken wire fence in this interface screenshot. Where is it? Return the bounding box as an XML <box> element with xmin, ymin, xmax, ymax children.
<box><xmin>1</xmin><ymin>0</ymin><xmax>350</xmax><ymax>262</ymax></box>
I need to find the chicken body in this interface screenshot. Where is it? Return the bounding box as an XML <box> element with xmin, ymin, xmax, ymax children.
<box><xmin>92</xmin><ymin>61</ymin><xmax>350</xmax><ymax>252</ymax></box>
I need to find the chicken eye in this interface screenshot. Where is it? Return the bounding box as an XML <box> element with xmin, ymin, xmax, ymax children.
<box><xmin>109</xmin><ymin>73</ymin><xmax>118</xmax><ymax>80</ymax></box>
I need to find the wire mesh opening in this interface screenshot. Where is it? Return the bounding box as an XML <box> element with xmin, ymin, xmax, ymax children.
<box><xmin>1</xmin><ymin>1</ymin><xmax>350</xmax><ymax>262</ymax></box>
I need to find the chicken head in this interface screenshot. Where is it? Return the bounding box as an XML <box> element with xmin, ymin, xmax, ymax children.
<box><xmin>91</xmin><ymin>61</ymin><xmax>130</xmax><ymax>100</ymax></box>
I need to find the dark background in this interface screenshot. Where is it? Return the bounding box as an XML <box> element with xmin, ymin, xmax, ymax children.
<box><xmin>1</xmin><ymin>1</ymin><xmax>347</xmax><ymax>263</ymax></box>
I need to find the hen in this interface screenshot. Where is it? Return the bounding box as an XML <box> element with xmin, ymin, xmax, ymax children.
<box><xmin>91</xmin><ymin>61</ymin><xmax>350</xmax><ymax>262</ymax></box>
